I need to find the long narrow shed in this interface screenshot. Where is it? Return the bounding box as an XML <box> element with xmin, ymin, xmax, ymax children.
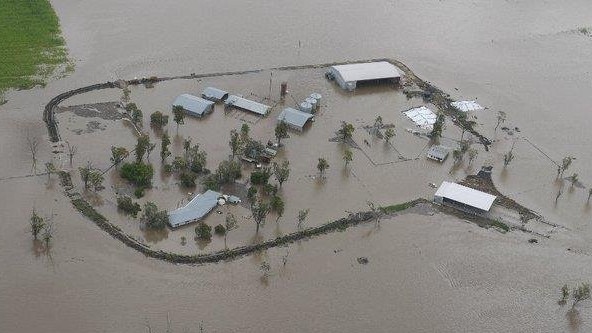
<box><xmin>224</xmin><ymin>95</ymin><xmax>270</xmax><ymax>116</ymax></box>
<box><xmin>172</xmin><ymin>94</ymin><xmax>214</xmax><ymax>118</ymax></box>
<box><xmin>278</xmin><ymin>108</ymin><xmax>314</xmax><ymax>131</ymax></box>
<box><xmin>168</xmin><ymin>190</ymin><xmax>221</xmax><ymax>228</ymax></box>
<box><xmin>329</xmin><ymin>61</ymin><xmax>401</xmax><ymax>91</ymax></box>
<box><xmin>202</xmin><ymin>87</ymin><xmax>229</xmax><ymax>102</ymax></box>
<box><xmin>434</xmin><ymin>181</ymin><xmax>496</xmax><ymax>213</ymax></box>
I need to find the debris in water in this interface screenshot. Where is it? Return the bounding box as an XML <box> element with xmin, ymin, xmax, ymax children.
<box><xmin>528</xmin><ymin>238</ymin><xmax>538</xmax><ymax>243</ymax></box>
<box><xmin>357</xmin><ymin>257</ymin><xmax>369</xmax><ymax>265</ymax></box>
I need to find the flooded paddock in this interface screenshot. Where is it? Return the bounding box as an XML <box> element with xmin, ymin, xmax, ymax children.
<box><xmin>1</xmin><ymin>0</ymin><xmax>592</xmax><ymax>332</ymax></box>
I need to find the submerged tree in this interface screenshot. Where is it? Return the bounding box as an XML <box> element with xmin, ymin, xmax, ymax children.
<box><xmin>240</xmin><ymin>123</ymin><xmax>250</xmax><ymax>143</ymax></box>
<box><xmin>343</xmin><ymin>148</ymin><xmax>353</xmax><ymax>167</ymax></box>
<box><xmin>468</xmin><ymin>148</ymin><xmax>479</xmax><ymax>166</ymax></box>
<box><xmin>317</xmin><ymin>158</ymin><xmax>329</xmax><ymax>176</ymax></box>
<box><xmin>30</xmin><ymin>209</ymin><xmax>45</xmax><ymax>240</ymax></box>
<box><xmin>273</xmin><ymin>160</ymin><xmax>290</xmax><ymax>188</ymax></box>
<box><xmin>172</xmin><ymin>105</ymin><xmax>185</xmax><ymax>132</ymax></box>
<box><xmin>588</xmin><ymin>188</ymin><xmax>592</xmax><ymax>203</ymax></box>
<box><xmin>297</xmin><ymin>209</ymin><xmax>309</xmax><ymax>229</ymax></box>
<box><xmin>270</xmin><ymin>195</ymin><xmax>285</xmax><ymax>222</ymax></box>
<box><xmin>142</xmin><ymin>202</ymin><xmax>169</xmax><ymax>230</ymax></box>
<box><xmin>126</xmin><ymin>103</ymin><xmax>143</xmax><ymax>126</ymax></box>
<box><xmin>251</xmin><ymin>200</ymin><xmax>270</xmax><ymax>233</ymax></box>
<box><xmin>560</xmin><ymin>156</ymin><xmax>575</xmax><ymax>177</ymax></box>
<box><xmin>150</xmin><ymin>111</ymin><xmax>169</xmax><ymax>129</ymax></box>
<box><xmin>229</xmin><ymin>129</ymin><xmax>242</xmax><ymax>159</ymax></box>
<box><xmin>384</xmin><ymin>128</ymin><xmax>395</xmax><ymax>143</ymax></box>
<box><xmin>568</xmin><ymin>173</ymin><xmax>579</xmax><ymax>188</ymax></box>
<box><xmin>79</xmin><ymin>161</ymin><xmax>93</xmax><ymax>189</ymax></box>
<box><xmin>430</xmin><ymin>114</ymin><xmax>445</xmax><ymax>139</ymax></box>
<box><xmin>135</xmin><ymin>135</ymin><xmax>150</xmax><ymax>162</ymax></box>
<box><xmin>495</xmin><ymin>111</ymin><xmax>507</xmax><ymax>132</ymax></box>
<box><xmin>572</xmin><ymin>283</ymin><xmax>591</xmax><ymax>308</ymax></box>
<box><xmin>275</xmin><ymin>121</ymin><xmax>289</xmax><ymax>146</ymax></box>
<box><xmin>66</xmin><ymin>141</ymin><xmax>77</xmax><ymax>167</ymax></box>
<box><xmin>337</xmin><ymin>122</ymin><xmax>355</xmax><ymax>142</ymax></box>
<box><xmin>224</xmin><ymin>213</ymin><xmax>238</xmax><ymax>249</ymax></box>
<box><xmin>503</xmin><ymin>150</ymin><xmax>515</xmax><ymax>167</ymax></box>
<box><xmin>26</xmin><ymin>133</ymin><xmax>39</xmax><ymax>173</ymax></box>
<box><xmin>160</xmin><ymin>132</ymin><xmax>171</xmax><ymax>162</ymax></box>
<box><xmin>110</xmin><ymin>146</ymin><xmax>128</xmax><ymax>167</ymax></box>
<box><xmin>372</xmin><ymin>116</ymin><xmax>383</xmax><ymax>136</ymax></box>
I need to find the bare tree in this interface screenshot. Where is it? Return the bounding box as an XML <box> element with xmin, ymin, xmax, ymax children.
<box><xmin>30</xmin><ymin>209</ymin><xmax>45</xmax><ymax>240</ymax></box>
<box><xmin>224</xmin><ymin>213</ymin><xmax>238</xmax><ymax>249</ymax></box>
<box><xmin>495</xmin><ymin>111</ymin><xmax>507</xmax><ymax>132</ymax></box>
<box><xmin>66</xmin><ymin>141</ymin><xmax>77</xmax><ymax>167</ymax></box>
<box><xmin>297</xmin><ymin>209</ymin><xmax>309</xmax><ymax>229</ymax></box>
<box><xmin>26</xmin><ymin>133</ymin><xmax>39</xmax><ymax>173</ymax></box>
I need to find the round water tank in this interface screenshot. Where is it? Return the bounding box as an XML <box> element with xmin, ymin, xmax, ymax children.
<box><xmin>305</xmin><ymin>97</ymin><xmax>317</xmax><ymax>110</ymax></box>
<box><xmin>299</xmin><ymin>102</ymin><xmax>313</xmax><ymax>113</ymax></box>
<box><xmin>310</xmin><ymin>93</ymin><xmax>322</xmax><ymax>102</ymax></box>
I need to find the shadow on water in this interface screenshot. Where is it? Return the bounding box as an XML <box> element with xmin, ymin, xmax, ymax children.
<box><xmin>566</xmin><ymin>307</ymin><xmax>582</xmax><ymax>332</ymax></box>
<box><xmin>143</xmin><ymin>228</ymin><xmax>169</xmax><ymax>244</ymax></box>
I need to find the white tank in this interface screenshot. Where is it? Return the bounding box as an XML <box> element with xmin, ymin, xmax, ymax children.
<box><xmin>299</xmin><ymin>102</ymin><xmax>313</xmax><ymax>113</ymax></box>
<box><xmin>310</xmin><ymin>93</ymin><xmax>322</xmax><ymax>103</ymax></box>
<box><xmin>305</xmin><ymin>97</ymin><xmax>317</xmax><ymax>111</ymax></box>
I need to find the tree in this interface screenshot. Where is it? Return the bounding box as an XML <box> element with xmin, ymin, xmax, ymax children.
<box><xmin>66</xmin><ymin>141</ymin><xmax>77</xmax><ymax>167</ymax></box>
<box><xmin>135</xmin><ymin>135</ymin><xmax>150</xmax><ymax>162</ymax></box>
<box><xmin>275</xmin><ymin>121</ymin><xmax>289</xmax><ymax>146</ymax></box>
<box><xmin>495</xmin><ymin>111</ymin><xmax>507</xmax><ymax>132</ymax></box>
<box><xmin>468</xmin><ymin>148</ymin><xmax>478</xmax><ymax>166</ymax></box>
<box><xmin>172</xmin><ymin>105</ymin><xmax>185</xmax><ymax>131</ymax></box>
<box><xmin>587</xmin><ymin>188</ymin><xmax>592</xmax><ymax>203</ymax></box>
<box><xmin>297</xmin><ymin>209</ymin><xmax>309</xmax><ymax>229</ymax></box>
<box><xmin>240</xmin><ymin>123</ymin><xmax>250</xmax><ymax>143</ymax></box>
<box><xmin>110</xmin><ymin>146</ymin><xmax>128</xmax><ymax>166</ymax></box>
<box><xmin>452</xmin><ymin>149</ymin><xmax>463</xmax><ymax>165</ymax></box>
<box><xmin>150</xmin><ymin>111</ymin><xmax>169</xmax><ymax>129</ymax></box>
<box><xmin>183</xmin><ymin>138</ymin><xmax>192</xmax><ymax>160</ymax></box>
<box><xmin>572</xmin><ymin>283</ymin><xmax>591</xmax><ymax>308</ymax></box>
<box><xmin>247</xmin><ymin>186</ymin><xmax>258</xmax><ymax>204</ymax></box>
<box><xmin>121</xmin><ymin>86</ymin><xmax>131</xmax><ymax>105</ymax></box>
<box><xmin>126</xmin><ymin>103</ymin><xmax>143</xmax><ymax>126</ymax></box>
<box><xmin>561</xmin><ymin>284</ymin><xmax>570</xmax><ymax>304</ymax></box>
<box><xmin>273</xmin><ymin>160</ymin><xmax>290</xmax><ymax>188</ymax></box>
<box><xmin>120</xmin><ymin>162</ymin><xmax>154</xmax><ymax>187</ymax></box>
<box><xmin>503</xmin><ymin>150</ymin><xmax>515</xmax><ymax>167</ymax></box>
<box><xmin>224</xmin><ymin>213</ymin><xmax>238</xmax><ymax>249</ymax></box>
<box><xmin>430</xmin><ymin>113</ymin><xmax>445</xmax><ymax>139</ymax></box>
<box><xmin>195</xmin><ymin>223</ymin><xmax>212</xmax><ymax>240</ymax></box>
<box><xmin>116</xmin><ymin>196</ymin><xmax>141</xmax><ymax>217</ymax></box>
<box><xmin>45</xmin><ymin>162</ymin><xmax>56</xmax><ymax>181</ymax></box>
<box><xmin>146</xmin><ymin>143</ymin><xmax>156</xmax><ymax>161</ymax></box>
<box><xmin>337</xmin><ymin>122</ymin><xmax>355</xmax><ymax>142</ymax></box>
<box><xmin>343</xmin><ymin>148</ymin><xmax>353</xmax><ymax>167</ymax></box>
<box><xmin>142</xmin><ymin>202</ymin><xmax>169</xmax><ymax>230</ymax></box>
<box><xmin>270</xmin><ymin>195</ymin><xmax>285</xmax><ymax>222</ymax></box>
<box><xmin>229</xmin><ymin>129</ymin><xmax>242</xmax><ymax>159</ymax></box>
<box><xmin>42</xmin><ymin>221</ymin><xmax>53</xmax><ymax>249</ymax></box>
<box><xmin>160</xmin><ymin>132</ymin><xmax>171</xmax><ymax>162</ymax></box>
<box><xmin>251</xmin><ymin>167</ymin><xmax>272</xmax><ymax>185</ymax></box>
<box><xmin>79</xmin><ymin>162</ymin><xmax>93</xmax><ymax>189</ymax></box>
<box><xmin>367</xmin><ymin>201</ymin><xmax>381</xmax><ymax>225</ymax></box>
<box><xmin>568</xmin><ymin>173</ymin><xmax>579</xmax><ymax>188</ymax></box>
<box><xmin>251</xmin><ymin>200</ymin><xmax>269</xmax><ymax>233</ymax></box>
<box><xmin>88</xmin><ymin>170</ymin><xmax>104</xmax><ymax>191</ymax></box>
<box><xmin>560</xmin><ymin>156</ymin><xmax>575</xmax><ymax>177</ymax></box>
<box><xmin>30</xmin><ymin>209</ymin><xmax>45</xmax><ymax>240</ymax></box>
<box><xmin>384</xmin><ymin>128</ymin><xmax>395</xmax><ymax>143</ymax></box>
<box><xmin>26</xmin><ymin>133</ymin><xmax>39</xmax><ymax>173</ymax></box>
<box><xmin>317</xmin><ymin>158</ymin><xmax>329</xmax><ymax>176</ymax></box>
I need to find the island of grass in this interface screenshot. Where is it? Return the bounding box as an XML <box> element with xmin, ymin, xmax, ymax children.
<box><xmin>0</xmin><ymin>0</ymin><xmax>71</xmax><ymax>103</ymax></box>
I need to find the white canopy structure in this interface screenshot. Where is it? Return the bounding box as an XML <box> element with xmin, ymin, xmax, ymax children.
<box><xmin>434</xmin><ymin>181</ymin><xmax>496</xmax><ymax>212</ymax></box>
<box><xmin>329</xmin><ymin>61</ymin><xmax>401</xmax><ymax>91</ymax></box>
<box><xmin>403</xmin><ymin>106</ymin><xmax>437</xmax><ymax>130</ymax></box>
<box><xmin>451</xmin><ymin>101</ymin><xmax>484</xmax><ymax>112</ymax></box>
<box><xmin>278</xmin><ymin>108</ymin><xmax>314</xmax><ymax>131</ymax></box>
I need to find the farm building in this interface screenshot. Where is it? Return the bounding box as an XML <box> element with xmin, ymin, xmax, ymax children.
<box><xmin>328</xmin><ymin>61</ymin><xmax>401</xmax><ymax>91</ymax></box>
<box><xmin>434</xmin><ymin>181</ymin><xmax>496</xmax><ymax>214</ymax></box>
<box><xmin>426</xmin><ymin>145</ymin><xmax>449</xmax><ymax>162</ymax></box>
<box><xmin>168</xmin><ymin>190</ymin><xmax>221</xmax><ymax>228</ymax></box>
<box><xmin>202</xmin><ymin>87</ymin><xmax>229</xmax><ymax>102</ymax></box>
<box><xmin>224</xmin><ymin>95</ymin><xmax>270</xmax><ymax>116</ymax></box>
<box><xmin>172</xmin><ymin>94</ymin><xmax>214</xmax><ymax>118</ymax></box>
<box><xmin>278</xmin><ymin>107</ymin><xmax>314</xmax><ymax>131</ymax></box>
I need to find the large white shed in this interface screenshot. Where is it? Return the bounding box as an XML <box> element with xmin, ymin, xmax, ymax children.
<box><xmin>329</xmin><ymin>61</ymin><xmax>401</xmax><ymax>91</ymax></box>
<box><xmin>434</xmin><ymin>181</ymin><xmax>496</xmax><ymax>213</ymax></box>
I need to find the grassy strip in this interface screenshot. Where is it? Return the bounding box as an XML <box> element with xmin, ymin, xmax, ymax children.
<box><xmin>491</xmin><ymin>219</ymin><xmax>510</xmax><ymax>232</ymax></box>
<box><xmin>0</xmin><ymin>0</ymin><xmax>70</xmax><ymax>96</ymax></box>
<box><xmin>71</xmin><ymin>198</ymin><xmax>108</xmax><ymax>224</ymax></box>
<box><xmin>380</xmin><ymin>199</ymin><xmax>424</xmax><ymax>214</ymax></box>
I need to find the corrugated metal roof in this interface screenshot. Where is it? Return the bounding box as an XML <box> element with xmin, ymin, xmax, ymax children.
<box><xmin>224</xmin><ymin>95</ymin><xmax>270</xmax><ymax>116</ymax></box>
<box><xmin>172</xmin><ymin>94</ymin><xmax>214</xmax><ymax>117</ymax></box>
<box><xmin>434</xmin><ymin>181</ymin><xmax>496</xmax><ymax>211</ymax></box>
<box><xmin>331</xmin><ymin>61</ymin><xmax>401</xmax><ymax>82</ymax></box>
<box><xmin>427</xmin><ymin>145</ymin><xmax>449</xmax><ymax>161</ymax></box>
<box><xmin>403</xmin><ymin>106</ymin><xmax>437</xmax><ymax>130</ymax></box>
<box><xmin>168</xmin><ymin>190</ymin><xmax>221</xmax><ymax>228</ymax></box>
<box><xmin>202</xmin><ymin>87</ymin><xmax>229</xmax><ymax>102</ymax></box>
<box><xmin>278</xmin><ymin>108</ymin><xmax>314</xmax><ymax>130</ymax></box>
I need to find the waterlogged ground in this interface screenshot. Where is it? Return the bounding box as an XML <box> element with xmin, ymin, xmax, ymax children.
<box><xmin>1</xmin><ymin>0</ymin><xmax>592</xmax><ymax>332</ymax></box>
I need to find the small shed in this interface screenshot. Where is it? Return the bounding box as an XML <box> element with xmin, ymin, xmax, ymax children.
<box><xmin>224</xmin><ymin>95</ymin><xmax>270</xmax><ymax>116</ymax></box>
<box><xmin>426</xmin><ymin>145</ymin><xmax>449</xmax><ymax>162</ymax></box>
<box><xmin>172</xmin><ymin>94</ymin><xmax>214</xmax><ymax>118</ymax></box>
<box><xmin>329</xmin><ymin>61</ymin><xmax>401</xmax><ymax>91</ymax></box>
<box><xmin>168</xmin><ymin>190</ymin><xmax>221</xmax><ymax>228</ymax></box>
<box><xmin>434</xmin><ymin>181</ymin><xmax>496</xmax><ymax>214</ymax></box>
<box><xmin>202</xmin><ymin>87</ymin><xmax>229</xmax><ymax>102</ymax></box>
<box><xmin>278</xmin><ymin>107</ymin><xmax>314</xmax><ymax>131</ymax></box>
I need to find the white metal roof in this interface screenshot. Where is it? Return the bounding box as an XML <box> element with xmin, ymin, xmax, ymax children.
<box><xmin>451</xmin><ymin>101</ymin><xmax>484</xmax><ymax>112</ymax></box>
<box><xmin>168</xmin><ymin>190</ymin><xmax>221</xmax><ymax>228</ymax></box>
<box><xmin>427</xmin><ymin>145</ymin><xmax>449</xmax><ymax>161</ymax></box>
<box><xmin>278</xmin><ymin>108</ymin><xmax>314</xmax><ymax>130</ymax></box>
<box><xmin>202</xmin><ymin>87</ymin><xmax>228</xmax><ymax>101</ymax></box>
<box><xmin>172</xmin><ymin>94</ymin><xmax>214</xmax><ymax>116</ymax></box>
<box><xmin>435</xmin><ymin>181</ymin><xmax>496</xmax><ymax>211</ymax></box>
<box><xmin>403</xmin><ymin>106</ymin><xmax>437</xmax><ymax>129</ymax></box>
<box><xmin>224</xmin><ymin>95</ymin><xmax>270</xmax><ymax>116</ymax></box>
<box><xmin>331</xmin><ymin>61</ymin><xmax>401</xmax><ymax>82</ymax></box>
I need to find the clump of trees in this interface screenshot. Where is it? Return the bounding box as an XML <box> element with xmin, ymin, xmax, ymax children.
<box><xmin>120</xmin><ymin>162</ymin><xmax>154</xmax><ymax>187</ymax></box>
<box><xmin>142</xmin><ymin>202</ymin><xmax>169</xmax><ymax>230</ymax></box>
<box><xmin>251</xmin><ymin>167</ymin><xmax>272</xmax><ymax>185</ymax></box>
<box><xmin>317</xmin><ymin>157</ymin><xmax>329</xmax><ymax>176</ymax></box>
<box><xmin>116</xmin><ymin>195</ymin><xmax>141</xmax><ymax>217</ymax></box>
<box><xmin>195</xmin><ymin>222</ymin><xmax>212</xmax><ymax>240</ymax></box>
<box><xmin>150</xmin><ymin>111</ymin><xmax>169</xmax><ymax>129</ymax></box>
<box><xmin>110</xmin><ymin>146</ymin><xmax>128</xmax><ymax>167</ymax></box>
<box><xmin>168</xmin><ymin>138</ymin><xmax>208</xmax><ymax>188</ymax></box>
<box><xmin>273</xmin><ymin>160</ymin><xmax>290</xmax><ymax>187</ymax></box>
<box><xmin>202</xmin><ymin>159</ymin><xmax>242</xmax><ymax>191</ymax></box>
<box><xmin>29</xmin><ymin>209</ymin><xmax>53</xmax><ymax>250</ymax></box>
<box><xmin>384</xmin><ymin>128</ymin><xmax>395</xmax><ymax>143</ymax></box>
<box><xmin>160</xmin><ymin>132</ymin><xmax>171</xmax><ymax>162</ymax></box>
<box><xmin>275</xmin><ymin>121</ymin><xmax>289</xmax><ymax>146</ymax></box>
<box><xmin>560</xmin><ymin>283</ymin><xmax>591</xmax><ymax>308</ymax></box>
<box><xmin>79</xmin><ymin>162</ymin><xmax>105</xmax><ymax>191</ymax></box>
<box><xmin>214</xmin><ymin>224</ymin><xmax>226</xmax><ymax>236</ymax></box>
<box><xmin>125</xmin><ymin>103</ymin><xmax>143</xmax><ymax>127</ymax></box>
<box><xmin>337</xmin><ymin>122</ymin><xmax>355</xmax><ymax>142</ymax></box>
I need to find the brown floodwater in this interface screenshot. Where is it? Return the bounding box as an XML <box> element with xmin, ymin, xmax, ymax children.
<box><xmin>1</xmin><ymin>0</ymin><xmax>592</xmax><ymax>331</ymax></box>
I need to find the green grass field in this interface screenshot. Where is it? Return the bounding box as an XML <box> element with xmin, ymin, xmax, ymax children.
<box><xmin>0</xmin><ymin>0</ymin><xmax>70</xmax><ymax>100</ymax></box>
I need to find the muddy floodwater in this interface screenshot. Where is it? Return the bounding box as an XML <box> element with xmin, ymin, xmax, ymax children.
<box><xmin>2</xmin><ymin>1</ymin><xmax>592</xmax><ymax>332</ymax></box>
